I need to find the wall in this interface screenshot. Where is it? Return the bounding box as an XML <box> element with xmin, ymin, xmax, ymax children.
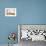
<box><xmin>0</xmin><ymin>0</ymin><xmax>46</xmax><ymax>44</ymax></box>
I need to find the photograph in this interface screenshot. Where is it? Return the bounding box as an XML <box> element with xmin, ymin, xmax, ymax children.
<box><xmin>5</xmin><ymin>8</ymin><xmax>16</xmax><ymax>16</ymax></box>
<box><xmin>0</xmin><ymin>0</ymin><xmax>46</xmax><ymax>46</ymax></box>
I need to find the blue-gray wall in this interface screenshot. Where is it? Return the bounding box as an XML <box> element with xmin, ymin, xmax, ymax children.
<box><xmin>0</xmin><ymin>0</ymin><xmax>46</xmax><ymax>44</ymax></box>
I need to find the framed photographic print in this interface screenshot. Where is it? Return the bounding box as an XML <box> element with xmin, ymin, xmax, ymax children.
<box><xmin>5</xmin><ymin>8</ymin><xmax>16</xmax><ymax>17</ymax></box>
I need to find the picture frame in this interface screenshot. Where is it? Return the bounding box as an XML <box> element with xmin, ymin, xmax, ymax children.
<box><xmin>5</xmin><ymin>8</ymin><xmax>16</xmax><ymax>17</ymax></box>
